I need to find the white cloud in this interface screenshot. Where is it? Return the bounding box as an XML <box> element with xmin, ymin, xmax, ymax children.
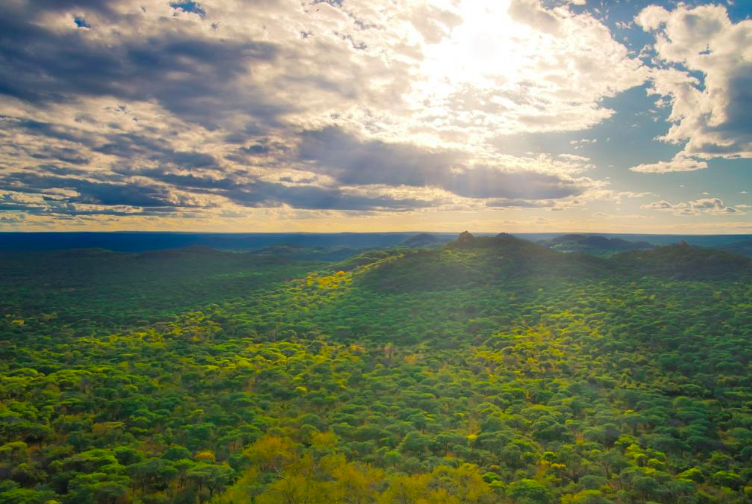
<box><xmin>409</xmin><ymin>0</ymin><xmax>646</xmax><ymax>146</ymax></box>
<box><xmin>558</xmin><ymin>153</ymin><xmax>590</xmax><ymax>162</ymax></box>
<box><xmin>641</xmin><ymin>197</ymin><xmax>745</xmax><ymax>216</ymax></box>
<box><xmin>569</xmin><ymin>138</ymin><xmax>597</xmax><ymax>150</ymax></box>
<box><xmin>637</xmin><ymin>4</ymin><xmax>752</xmax><ymax>162</ymax></box>
<box><xmin>635</xmin><ymin>6</ymin><xmax>670</xmax><ymax>32</ymax></box>
<box><xmin>630</xmin><ymin>156</ymin><xmax>708</xmax><ymax>173</ymax></box>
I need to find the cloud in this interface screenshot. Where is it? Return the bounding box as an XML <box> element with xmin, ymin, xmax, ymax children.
<box><xmin>296</xmin><ymin>127</ymin><xmax>587</xmax><ymax>200</ymax></box>
<box><xmin>508</xmin><ymin>0</ymin><xmax>561</xmax><ymax>35</ymax></box>
<box><xmin>0</xmin><ymin>212</ymin><xmax>26</xmax><ymax>225</ymax></box>
<box><xmin>0</xmin><ymin>170</ymin><xmax>441</xmax><ymax>215</ymax></box>
<box><xmin>224</xmin><ymin>182</ymin><xmax>440</xmax><ymax>211</ymax></box>
<box><xmin>630</xmin><ymin>156</ymin><xmax>708</xmax><ymax>174</ymax></box>
<box><xmin>484</xmin><ymin>199</ymin><xmax>555</xmax><ymax>208</ymax></box>
<box><xmin>0</xmin><ymin>173</ymin><xmax>192</xmax><ymax>210</ymax></box>
<box><xmin>412</xmin><ymin>0</ymin><xmax>646</xmax><ymax>145</ymax></box>
<box><xmin>570</xmin><ymin>138</ymin><xmax>596</xmax><ymax>146</ymax></box>
<box><xmin>0</xmin><ymin>0</ymin><xmax>646</xmax><ymax>224</ymax></box>
<box><xmin>636</xmin><ymin>4</ymin><xmax>752</xmax><ymax>161</ymax></box>
<box><xmin>26</xmin><ymin>146</ymin><xmax>90</xmax><ymax>166</ymax></box>
<box><xmin>641</xmin><ymin>198</ymin><xmax>745</xmax><ymax>216</ymax></box>
<box><xmin>634</xmin><ymin>6</ymin><xmax>669</xmax><ymax>31</ymax></box>
<box><xmin>558</xmin><ymin>154</ymin><xmax>590</xmax><ymax>163</ymax></box>
<box><xmin>0</xmin><ymin>7</ymin><xmax>283</xmax><ymax>129</ymax></box>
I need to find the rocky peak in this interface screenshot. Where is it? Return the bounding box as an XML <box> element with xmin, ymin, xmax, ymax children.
<box><xmin>457</xmin><ymin>231</ymin><xmax>475</xmax><ymax>244</ymax></box>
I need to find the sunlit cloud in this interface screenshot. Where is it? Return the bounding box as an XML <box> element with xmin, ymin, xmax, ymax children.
<box><xmin>642</xmin><ymin>198</ymin><xmax>745</xmax><ymax>216</ymax></box>
<box><xmin>636</xmin><ymin>3</ymin><xmax>752</xmax><ymax>164</ymax></box>
<box><xmin>0</xmin><ymin>0</ymin><xmax>749</xmax><ymax>231</ymax></box>
<box><xmin>630</xmin><ymin>156</ymin><xmax>708</xmax><ymax>174</ymax></box>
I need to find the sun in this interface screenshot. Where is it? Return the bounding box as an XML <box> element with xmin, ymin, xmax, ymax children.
<box><xmin>398</xmin><ymin>0</ymin><xmax>561</xmax><ymax>150</ymax></box>
<box><xmin>419</xmin><ymin>0</ymin><xmax>529</xmax><ymax>93</ymax></box>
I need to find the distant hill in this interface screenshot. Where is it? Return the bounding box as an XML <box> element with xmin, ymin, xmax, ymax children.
<box><xmin>137</xmin><ymin>245</ymin><xmax>232</xmax><ymax>259</ymax></box>
<box><xmin>0</xmin><ymin>232</ymin><xmax>425</xmax><ymax>252</ymax></box>
<box><xmin>0</xmin><ymin>246</ymin><xmax>319</xmax><ymax>327</ymax></box>
<box><xmin>2</xmin><ymin>231</ymin><xmax>752</xmax><ymax>252</ymax></box>
<box><xmin>351</xmin><ymin>233</ymin><xmax>752</xmax><ymax>293</ymax></box>
<box><xmin>359</xmin><ymin>232</ymin><xmax>612</xmax><ymax>293</ymax></box>
<box><xmin>613</xmin><ymin>241</ymin><xmax>751</xmax><ymax>279</ymax></box>
<box><xmin>538</xmin><ymin>233</ymin><xmax>655</xmax><ymax>257</ymax></box>
<box><xmin>717</xmin><ymin>238</ymin><xmax>752</xmax><ymax>257</ymax></box>
<box><xmin>399</xmin><ymin>233</ymin><xmax>448</xmax><ymax>248</ymax></box>
<box><xmin>247</xmin><ymin>244</ymin><xmax>360</xmax><ymax>262</ymax></box>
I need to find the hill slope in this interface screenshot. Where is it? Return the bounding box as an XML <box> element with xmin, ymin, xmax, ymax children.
<box><xmin>613</xmin><ymin>241</ymin><xmax>751</xmax><ymax>279</ymax></box>
<box><xmin>399</xmin><ymin>233</ymin><xmax>448</xmax><ymax>248</ymax></box>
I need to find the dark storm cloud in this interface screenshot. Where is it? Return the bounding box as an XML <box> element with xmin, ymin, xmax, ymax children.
<box><xmin>297</xmin><ymin>127</ymin><xmax>583</xmax><ymax>200</ymax></box>
<box><xmin>0</xmin><ymin>2</ymin><xmax>284</xmax><ymax>128</ymax></box>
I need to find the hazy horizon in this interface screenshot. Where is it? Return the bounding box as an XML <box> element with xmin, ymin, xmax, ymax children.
<box><xmin>3</xmin><ymin>230</ymin><xmax>752</xmax><ymax>237</ymax></box>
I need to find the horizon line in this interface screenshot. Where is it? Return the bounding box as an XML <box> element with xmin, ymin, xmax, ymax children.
<box><xmin>2</xmin><ymin>230</ymin><xmax>752</xmax><ymax>237</ymax></box>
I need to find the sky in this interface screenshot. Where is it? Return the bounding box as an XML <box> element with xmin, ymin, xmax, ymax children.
<box><xmin>0</xmin><ymin>0</ymin><xmax>751</xmax><ymax>233</ymax></box>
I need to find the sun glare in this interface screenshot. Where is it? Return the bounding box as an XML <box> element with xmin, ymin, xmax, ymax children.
<box><xmin>420</xmin><ymin>0</ymin><xmax>527</xmax><ymax>92</ymax></box>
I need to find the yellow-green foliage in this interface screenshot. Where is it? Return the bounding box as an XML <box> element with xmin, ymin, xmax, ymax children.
<box><xmin>2</xmin><ymin>243</ymin><xmax>752</xmax><ymax>504</ymax></box>
<box><xmin>306</xmin><ymin>270</ymin><xmax>352</xmax><ymax>290</ymax></box>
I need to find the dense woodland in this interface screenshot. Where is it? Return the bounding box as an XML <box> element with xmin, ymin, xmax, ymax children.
<box><xmin>2</xmin><ymin>233</ymin><xmax>752</xmax><ymax>504</ymax></box>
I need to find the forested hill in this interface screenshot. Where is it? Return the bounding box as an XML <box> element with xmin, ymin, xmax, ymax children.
<box><xmin>718</xmin><ymin>238</ymin><xmax>752</xmax><ymax>257</ymax></box>
<box><xmin>537</xmin><ymin>234</ymin><xmax>655</xmax><ymax>257</ymax></box>
<box><xmin>2</xmin><ymin>234</ymin><xmax>752</xmax><ymax>504</ymax></box>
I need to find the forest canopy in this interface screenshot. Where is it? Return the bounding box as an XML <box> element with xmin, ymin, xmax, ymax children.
<box><xmin>2</xmin><ymin>233</ymin><xmax>752</xmax><ymax>504</ymax></box>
